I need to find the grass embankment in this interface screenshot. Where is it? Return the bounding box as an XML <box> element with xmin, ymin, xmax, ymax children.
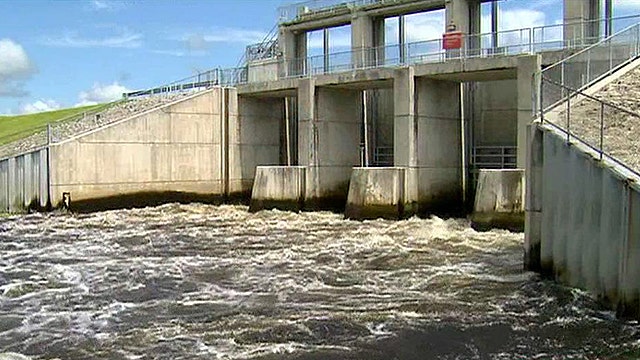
<box><xmin>0</xmin><ymin>103</ymin><xmax>109</xmax><ymax>146</ymax></box>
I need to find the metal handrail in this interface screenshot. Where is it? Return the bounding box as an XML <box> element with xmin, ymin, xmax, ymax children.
<box><xmin>544</xmin><ymin>18</ymin><xmax>640</xmax><ymax>73</ymax></box>
<box><xmin>125</xmin><ymin>15</ymin><xmax>640</xmax><ymax>96</ymax></box>
<box><xmin>540</xmin><ymin>77</ymin><xmax>640</xmax><ymax>179</ymax></box>
<box><xmin>540</xmin><ymin>22</ymin><xmax>640</xmax><ymax>114</ymax></box>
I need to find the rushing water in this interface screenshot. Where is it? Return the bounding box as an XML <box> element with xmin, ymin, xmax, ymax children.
<box><xmin>0</xmin><ymin>204</ymin><xmax>639</xmax><ymax>359</ymax></box>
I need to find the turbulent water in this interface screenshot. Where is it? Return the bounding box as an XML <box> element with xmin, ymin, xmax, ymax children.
<box><xmin>0</xmin><ymin>204</ymin><xmax>639</xmax><ymax>359</ymax></box>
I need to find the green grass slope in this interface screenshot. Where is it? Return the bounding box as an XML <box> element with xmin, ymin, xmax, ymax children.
<box><xmin>0</xmin><ymin>103</ymin><xmax>109</xmax><ymax>146</ymax></box>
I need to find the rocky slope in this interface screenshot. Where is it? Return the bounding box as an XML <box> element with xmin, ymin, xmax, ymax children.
<box><xmin>554</xmin><ymin>66</ymin><xmax>640</xmax><ymax>172</ymax></box>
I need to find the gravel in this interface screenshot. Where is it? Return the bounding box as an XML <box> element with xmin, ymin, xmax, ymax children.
<box><xmin>553</xmin><ymin>66</ymin><xmax>640</xmax><ymax>173</ymax></box>
<box><xmin>0</xmin><ymin>91</ymin><xmax>198</xmax><ymax>159</ymax></box>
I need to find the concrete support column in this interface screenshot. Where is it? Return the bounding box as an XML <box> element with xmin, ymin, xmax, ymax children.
<box><xmin>394</xmin><ymin>68</ymin><xmax>463</xmax><ymax>215</ymax></box>
<box><xmin>278</xmin><ymin>29</ymin><xmax>307</xmax><ymax>77</ymax></box>
<box><xmin>516</xmin><ymin>55</ymin><xmax>542</xmax><ymax>168</ymax></box>
<box><xmin>352</xmin><ymin>13</ymin><xmax>384</xmax><ymax>68</ymax></box>
<box><xmin>445</xmin><ymin>0</ymin><xmax>481</xmax><ymax>56</ymax></box>
<box><xmin>393</xmin><ymin>67</ymin><xmax>418</xmax><ymax>215</ymax></box>
<box><xmin>298</xmin><ymin>78</ymin><xmax>316</xmax><ymax>168</ymax></box>
<box><xmin>415</xmin><ymin>77</ymin><xmax>463</xmax><ymax>215</ymax></box>
<box><xmin>525</xmin><ymin>124</ymin><xmax>544</xmax><ymax>271</ymax></box>
<box><xmin>298</xmin><ymin>79</ymin><xmax>362</xmax><ymax>209</ymax></box>
<box><xmin>352</xmin><ymin>13</ymin><xmax>374</xmax><ymax>68</ymax></box>
<box><xmin>445</xmin><ymin>0</ymin><xmax>480</xmax><ymax>34</ymax></box>
<box><xmin>563</xmin><ymin>0</ymin><xmax>601</xmax><ymax>45</ymax></box>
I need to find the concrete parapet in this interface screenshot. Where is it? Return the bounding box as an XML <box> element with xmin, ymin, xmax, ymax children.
<box><xmin>345</xmin><ymin>167</ymin><xmax>405</xmax><ymax>220</ymax></box>
<box><xmin>249</xmin><ymin>166</ymin><xmax>306</xmax><ymax>212</ymax></box>
<box><xmin>471</xmin><ymin>169</ymin><xmax>525</xmax><ymax>232</ymax></box>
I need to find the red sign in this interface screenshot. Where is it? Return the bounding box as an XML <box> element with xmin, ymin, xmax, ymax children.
<box><xmin>443</xmin><ymin>31</ymin><xmax>463</xmax><ymax>50</ymax></box>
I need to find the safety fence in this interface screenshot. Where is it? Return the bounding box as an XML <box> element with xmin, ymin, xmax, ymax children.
<box><xmin>126</xmin><ymin>16</ymin><xmax>640</xmax><ymax>99</ymax></box>
<box><xmin>539</xmin><ymin>22</ymin><xmax>640</xmax><ymax>179</ymax></box>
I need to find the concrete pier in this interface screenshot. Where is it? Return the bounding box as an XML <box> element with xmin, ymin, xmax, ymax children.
<box><xmin>345</xmin><ymin>167</ymin><xmax>405</xmax><ymax>220</ymax></box>
<box><xmin>471</xmin><ymin>169</ymin><xmax>525</xmax><ymax>232</ymax></box>
<box><xmin>249</xmin><ymin>166</ymin><xmax>306</xmax><ymax>212</ymax></box>
<box><xmin>298</xmin><ymin>80</ymin><xmax>362</xmax><ymax>210</ymax></box>
<box><xmin>394</xmin><ymin>68</ymin><xmax>463</xmax><ymax>216</ymax></box>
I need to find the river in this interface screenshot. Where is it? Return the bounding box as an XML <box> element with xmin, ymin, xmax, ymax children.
<box><xmin>0</xmin><ymin>204</ymin><xmax>638</xmax><ymax>359</ymax></box>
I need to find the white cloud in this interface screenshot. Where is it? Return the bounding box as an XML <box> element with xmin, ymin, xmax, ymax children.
<box><xmin>90</xmin><ymin>0</ymin><xmax>125</xmax><ymax>11</ymax></box>
<box><xmin>0</xmin><ymin>39</ymin><xmax>36</xmax><ymax>98</ymax></box>
<box><xmin>405</xmin><ymin>11</ymin><xmax>446</xmax><ymax>43</ymax></box>
<box><xmin>176</xmin><ymin>27</ymin><xmax>267</xmax><ymax>47</ymax></box>
<box><xmin>20</xmin><ymin>99</ymin><xmax>60</xmax><ymax>114</ymax></box>
<box><xmin>152</xmin><ymin>49</ymin><xmax>207</xmax><ymax>57</ymax></box>
<box><xmin>43</xmin><ymin>30</ymin><xmax>142</xmax><ymax>48</ymax></box>
<box><xmin>92</xmin><ymin>0</ymin><xmax>109</xmax><ymax>9</ymax></box>
<box><xmin>76</xmin><ymin>82</ymin><xmax>130</xmax><ymax>106</ymax></box>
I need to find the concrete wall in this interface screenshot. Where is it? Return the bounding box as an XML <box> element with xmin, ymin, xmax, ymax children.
<box><xmin>231</xmin><ymin>95</ymin><xmax>283</xmax><ymax>194</ymax></box>
<box><xmin>473</xmin><ymin>80</ymin><xmax>518</xmax><ymax>146</ymax></box>
<box><xmin>248</xmin><ymin>59</ymin><xmax>280</xmax><ymax>83</ymax></box>
<box><xmin>49</xmin><ymin>89</ymin><xmax>230</xmax><ymax>209</ymax></box>
<box><xmin>0</xmin><ymin>148</ymin><xmax>50</xmax><ymax>212</ymax></box>
<box><xmin>526</xmin><ymin>123</ymin><xmax>640</xmax><ymax>318</ymax></box>
<box><xmin>299</xmin><ymin>79</ymin><xmax>362</xmax><ymax>209</ymax></box>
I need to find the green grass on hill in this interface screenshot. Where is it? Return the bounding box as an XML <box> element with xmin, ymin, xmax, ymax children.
<box><xmin>0</xmin><ymin>103</ymin><xmax>109</xmax><ymax>146</ymax></box>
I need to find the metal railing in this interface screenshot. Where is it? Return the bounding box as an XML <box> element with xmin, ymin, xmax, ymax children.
<box><xmin>531</xmin><ymin>15</ymin><xmax>640</xmax><ymax>53</ymax></box>
<box><xmin>125</xmin><ymin>16</ymin><xmax>640</xmax><ymax>98</ymax></box>
<box><xmin>471</xmin><ymin>146</ymin><xmax>517</xmax><ymax>169</ymax></box>
<box><xmin>538</xmin><ymin>21</ymin><xmax>640</xmax><ymax>179</ymax></box>
<box><xmin>373</xmin><ymin>146</ymin><xmax>394</xmax><ymax>166</ymax></box>
<box><xmin>125</xmin><ymin>67</ymin><xmax>247</xmax><ymax>99</ymax></box>
<box><xmin>540</xmin><ymin>78</ymin><xmax>640</xmax><ymax>179</ymax></box>
<box><xmin>246</xmin><ymin>40</ymin><xmax>279</xmax><ymax>61</ymax></box>
<box><xmin>541</xmin><ymin>21</ymin><xmax>640</xmax><ymax>113</ymax></box>
<box><xmin>244</xmin><ymin>24</ymin><xmax>280</xmax><ymax>62</ymax></box>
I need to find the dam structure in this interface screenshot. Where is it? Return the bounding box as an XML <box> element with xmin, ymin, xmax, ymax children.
<box><xmin>0</xmin><ymin>0</ymin><xmax>627</xmax><ymax>216</ymax></box>
<box><xmin>2</xmin><ymin>0</ymin><xmax>640</xmax><ymax>317</ymax></box>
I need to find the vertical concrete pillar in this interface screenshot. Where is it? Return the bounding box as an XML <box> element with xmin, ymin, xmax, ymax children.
<box><xmin>517</xmin><ymin>55</ymin><xmax>541</xmax><ymax>168</ymax></box>
<box><xmin>278</xmin><ymin>28</ymin><xmax>307</xmax><ymax>77</ymax></box>
<box><xmin>298</xmin><ymin>78</ymin><xmax>315</xmax><ymax>169</ymax></box>
<box><xmin>525</xmin><ymin>124</ymin><xmax>543</xmax><ymax>271</ymax></box>
<box><xmin>395</xmin><ymin>69</ymin><xmax>463</xmax><ymax>216</ymax></box>
<box><xmin>352</xmin><ymin>12</ymin><xmax>374</xmax><ymax>68</ymax></box>
<box><xmin>374</xmin><ymin>17</ymin><xmax>385</xmax><ymax>65</ymax></box>
<box><xmin>415</xmin><ymin>77</ymin><xmax>463</xmax><ymax>215</ymax></box>
<box><xmin>393</xmin><ymin>67</ymin><xmax>418</xmax><ymax>215</ymax></box>
<box><xmin>445</xmin><ymin>0</ymin><xmax>480</xmax><ymax>34</ymax></box>
<box><xmin>445</xmin><ymin>0</ymin><xmax>481</xmax><ymax>56</ymax></box>
<box><xmin>563</xmin><ymin>0</ymin><xmax>601</xmax><ymax>45</ymax></box>
<box><xmin>298</xmin><ymin>80</ymin><xmax>362</xmax><ymax>209</ymax></box>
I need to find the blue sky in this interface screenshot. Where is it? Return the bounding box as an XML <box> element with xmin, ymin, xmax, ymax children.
<box><xmin>1</xmin><ymin>0</ymin><xmax>639</xmax><ymax>115</ymax></box>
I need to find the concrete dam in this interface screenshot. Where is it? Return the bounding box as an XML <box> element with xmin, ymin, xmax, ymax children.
<box><xmin>2</xmin><ymin>0</ymin><xmax>640</xmax><ymax>320</ymax></box>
